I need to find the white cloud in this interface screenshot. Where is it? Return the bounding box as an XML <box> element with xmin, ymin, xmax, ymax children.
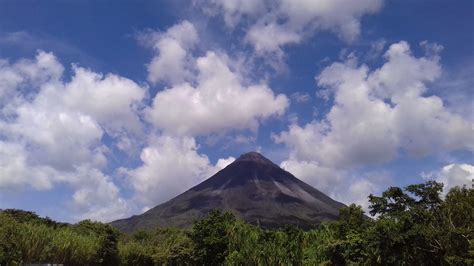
<box><xmin>0</xmin><ymin>51</ymin><xmax>147</xmax><ymax>221</ymax></box>
<box><xmin>275</xmin><ymin>41</ymin><xmax>473</xmax><ymax>210</ymax></box>
<box><xmin>146</xmin><ymin>51</ymin><xmax>288</xmax><ymax>136</ymax></box>
<box><xmin>290</xmin><ymin>92</ymin><xmax>311</xmax><ymax>103</ymax></box>
<box><xmin>143</xmin><ymin>20</ymin><xmax>198</xmax><ymax>84</ymax></box>
<box><xmin>281</xmin><ymin>157</ymin><xmax>389</xmax><ymax>211</ymax></box>
<box><xmin>62</xmin><ymin>66</ymin><xmax>146</xmax><ymax>135</ymax></box>
<box><xmin>0</xmin><ymin>51</ymin><xmax>63</xmax><ymax>105</ymax></box>
<box><xmin>1</xmin><ymin>64</ymin><xmax>146</xmax><ymax>170</ymax></box>
<box><xmin>277</xmin><ymin>0</ymin><xmax>383</xmax><ymax>41</ymax></box>
<box><xmin>1</xmin><ymin>21</ymin><xmax>290</xmax><ymax>220</ymax></box>
<box><xmin>0</xmin><ymin>141</ymin><xmax>59</xmax><ymax>190</ymax></box>
<box><xmin>245</xmin><ymin>22</ymin><xmax>301</xmax><ymax>55</ymax></box>
<box><xmin>368</xmin><ymin>41</ymin><xmax>441</xmax><ymax>100</ymax></box>
<box><xmin>7</xmin><ymin>106</ymin><xmax>106</xmax><ymax>171</ymax></box>
<box><xmin>198</xmin><ymin>0</ymin><xmax>383</xmax><ymax>56</ymax></box>
<box><xmin>281</xmin><ymin>158</ymin><xmax>344</xmax><ymax>193</ymax></box>
<box><xmin>428</xmin><ymin>57</ymin><xmax>474</xmax><ymax>124</ymax></box>
<box><xmin>69</xmin><ymin>167</ymin><xmax>132</xmax><ymax>222</ymax></box>
<box><xmin>198</xmin><ymin>0</ymin><xmax>266</xmax><ymax>28</ymax></box>
<box><xmin>275</xmin><ymin>41</ymin><xmax>473</xmax><ymax>169</ymax></box>
<box><xmin>0</xmin><ymin>140</ymin><xmax>130</xmax><ymax>222</ymax></box>
<box><xmin>423</xmin><ymin>163</ymin><xmax>474</xmax><ymax>193</ymax></box>
<box><xmin>335</xmin><ymin>176</ymin><xmax>381</xmax><ymax>211</ymax></box>
<box><xmin>143</xmin><ymin>21</ymin><xmax>289</xmax><ymax>136</ymax></box>
<box><xmin>214</xmin><ymin>156</ymin><xmax>236</xmax><ymax>171</ymax></box>
<box><xmin>123</xmin><ymin>135</ymin><xmax>234</xmax><ymax>207</ymax></box>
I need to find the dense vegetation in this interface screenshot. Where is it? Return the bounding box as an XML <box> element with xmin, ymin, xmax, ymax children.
<box><xmin>1</xmin><ymin>181</ymin><xmax>472</xmax><ymax>265</ymax></box>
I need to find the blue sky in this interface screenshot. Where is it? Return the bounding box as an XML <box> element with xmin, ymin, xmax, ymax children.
<box><xmin>0</xmin><ymin>0</ymin><xmax>473</xmax><ymax>222</ymax></box>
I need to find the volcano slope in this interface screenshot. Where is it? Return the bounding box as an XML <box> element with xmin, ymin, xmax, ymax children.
<box><xmin>111</xmin><ymin>152</ymin><xmax>345</xmax><ymax>233</ymax></box>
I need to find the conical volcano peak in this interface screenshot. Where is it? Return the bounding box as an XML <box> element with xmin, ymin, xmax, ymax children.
<box><xmin>236</xmin><ymin>151</ymin><xmax>274</xmax><ymax>165</ymax></box>
<box><xmin>111</xmin><ymin>150</ymin><xmax>346</xmax><ymax>232</ymax></box>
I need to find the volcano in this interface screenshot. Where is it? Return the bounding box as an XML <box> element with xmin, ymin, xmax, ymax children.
<box><xmin>111</xmin><ymin>152</ymin><xmax>345</xmax><ymax>232</ymax></box>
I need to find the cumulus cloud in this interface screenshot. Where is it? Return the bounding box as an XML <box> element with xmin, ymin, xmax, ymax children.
<box><xmin>423</xmin><ymin>163</ymin><xmax>474</xmax><ymax>193</ymax></box>
<box><xmin>0</xmin><ymin>141</ymin><xmax>59</xmax><ymax>190</ymax></box>
<box><xmin>0</xmin><ymin>51</ymin><xmax>146</xmax><ymax>221</ymax></box>
<box><xmin>198</xmin><ymin>0</ymin><xmax>383</xmax><ymax>56</ymax></box>
<box><xmin>1</xmin><ymin>21</ymin><xmax>290</xmax><ymax>221</ymax></box>
<box><xmin>275</xmin><ymin>41</ymin><xmax>473</xmax><ymax>169</ymax></box>
<box><xmin>122</xmin><ymin>135</ymin><xmax>235</xmax><ymax>207</ymax></box>
<box><xmin>335</xmin><ymin>174</ymin><xmax>385</xmax><ymax>211</ymax></box>
<box><xmin>275</xmin><ymin>41</ymin><xmax>473</xmax><ymax>209</ymax></box>
<box><xmin>68</xmin><ymin>167</ymin><xmax>132</xmax><ymax>222</ymax></box>
<box><xmin>142</xmin><ymin>20</ymin><xmax>289</xmax><ymax>136</ymax></box>
<box><xmin>0</xmin><ymin>141</ymin><xmax>129</xmax><ymax>222</ymax></box>
<box><xmin>281</xmin><ymin>158</ymin><xmax>344</xmax><ymax>193</ymax></box>
<box><xmin>281</xmin><ymin>157</ymin><xmax>389</xmax><ymax>210</ymax></box>
<box><xmin>146</xmin><ymin>50</ymin><xmax>288</xmax><ymax>136</ymax></box>
<box><xmin>62</xmin><ymin>66</ymin><xmax>145</xmax><ymax>135</ymax></box>
<box><xmin>5</xmin><ymin>105</ymin><xmax>106</xmax><ymax>171</ymax></box>
<box><xmin>143</xmin><ymin>20</ymin><xmax>198</xmax><ymax>84</ymax></box>
<box><xmin>0</xmin><ymin>51</ymin><xmax>63</xmax><ymax>105</ymax></box>
<box><xmin>245</xmin><ymin>22</ymin><xmax>301</xmax><ymax>56</ymax></box>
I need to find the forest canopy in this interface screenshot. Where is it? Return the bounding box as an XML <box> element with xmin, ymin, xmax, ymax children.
<box><xmin>0</xmin><ymin>181</ymin><xmax>472</xmax><ymax>265</ymax></box>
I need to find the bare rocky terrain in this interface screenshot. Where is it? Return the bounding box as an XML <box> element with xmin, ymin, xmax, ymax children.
<box><xmin>111</xmin><ymin>152</ymin><xmax>345</xmax><ymax>233</ymax></box>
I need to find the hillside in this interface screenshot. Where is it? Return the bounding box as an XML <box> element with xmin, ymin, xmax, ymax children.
<box><xmin>111</xmin><ymin>152</ymin><xmax>345</xmax><ymax>232</ymax></box>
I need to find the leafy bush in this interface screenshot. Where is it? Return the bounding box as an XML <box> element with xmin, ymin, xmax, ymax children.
<box><xmin>74</xmin><ymin>219</ymin><xmax>120</xmax><ymax>265</ymax></box>
<box><xmin>0</xmin><ymin>181</ymin><xmax>472</xmax><ymax>265</ymax></box>
<box><xmin>118</xmin><ymin>241</ymin><xmax>154</xmax><ymax>266</ymax></box>
<box><xmin>50</xmin><ymin>227</ymin><xmax>102</xmax><ymax>265</ymax></box>
<box><xmin>190</xmin><ymin>210</ymin><xmax>236</xmax><ymax>264</ymax></box>
<box><xmin>0</xmin><ymin>213</ymin><xmax>21</xmax><ymax>264</ymax></box>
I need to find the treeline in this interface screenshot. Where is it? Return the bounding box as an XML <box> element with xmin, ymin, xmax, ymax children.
<box><xmin>0</xmin><ymin>181</ymin><xmax>472</xmax><ymax>265</ymax></box>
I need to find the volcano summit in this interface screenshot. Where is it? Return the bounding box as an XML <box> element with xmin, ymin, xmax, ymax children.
<box><xmin>111</xmin><ymin>152</ymin><xmax>345</xmax><ymax>232</ymax></box>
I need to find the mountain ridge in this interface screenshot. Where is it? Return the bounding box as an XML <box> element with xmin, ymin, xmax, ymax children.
<box><xmin>111</xmin><ymin>152</ymin><xmax>345</xmax><ymax>232</ymax></box>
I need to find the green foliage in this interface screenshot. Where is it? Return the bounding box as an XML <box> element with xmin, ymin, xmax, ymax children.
<box><xmin>152</xmin><ymin>228</ymin><xmax>195</xmax><ymax>264</ymax></box>
<box><xmin>303</xmin><ymin>223</ymin><xmax>336</xmax><ymax>265</ymax></box>
<box><xmin>441</xmin><ymin>186</ymin><xmax>474</xmax><ymax>264</ymax></box>
<box><xmin>1</xmin><ymin>208</ymin><xmax>66</xmax><ymax>228</ymax></box>
<box><xmin>50</xmin><ymin>227</ymin><xmax>102</xmax><ymax>265</ymax></box>
<box><xmin>259</xmin><ymin>227</ymin><xmax>304</xmax><ymax>265</ymax></box>
<box><xmin>190</xmin><ymin>209</ymin><xmax>236</xmax><ymax>265</ymax></box>
<box><xmin>0</xmin><ymin>212</ymin><xmax>103</xmax><ymax>265</ymax></box>
<box><xmin>16</xmin><ymin>222</ymin><xmax>54</xmax><ymax>263</ymax></box>
<box><xmin>0</xmin><ymin>213</ymin><xmax>21</xmax><ymax>264</ymax></box>
<box><xmin>327</xmin><ymin>204</ymin><xmax>371</xmax><ymax>264</ymax></box>
<box><xmin>226</xmin><ymin>222</ymin><xmax>305</xmax><ymax>265</ymax></box>
<box><xmin>0</xmin><ymin>181</ymin><xmax>472</xmax><ymax>265</ymax></box>
<box><xmin>362</xmin><ymin>181</ymin><xmax>473</xmax><ymax>265</ymax></box>
<box><xmin>118</xmin><ymin>241</ymin><xmax>154</xmax><ymax>266</ymax></box>
<box><xmin>226</xmin><ymin>220</ymin><xmax>261</xmax><ymax>264</ymax></box>
<box><xmin>118</xmin><ymin>227</ymin><xmax>195</xmax><ymax>265</ymax></box>
<box><xmin>74</xmin><ymin>219</ymin><xmax>120</xmax><ymax>265</ymax></box>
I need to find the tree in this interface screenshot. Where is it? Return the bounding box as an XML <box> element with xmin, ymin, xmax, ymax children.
<box><xmin>1</xmin><ymin>209</ymin><xmax>66</xmax><ymax>228</ymax></box>
<box><xmin>152</xmin><ymin>228</ymin><xmax>195</xmax><ymax>265</ymax></box>
<box><xmin>1</xmin><ymin>181</ymin><xmax>472</xmax><ymax>265</ymax></box>
<box><xmin>0</xmin><ymin>213</ymin><xmax>21</xmax><ymax>264</ymax></box>
<box><xmin>282</xmin><ymin>225</ymin><xmax>304</xmax><ymax>264</ymax></box>
<box><xmin>226</xmin><ymin>220</ymin><xmax>261</xmax><ymax>264</ymax></box>
<box><xmin>75</xmin><ymin>220</ymin><xmax>120</xmax><ymax>265</ymax></box>
<box><xmin>323</xmin><ymin>204</ymin><xmax>371</xmax><ymax>264</ymax></box>
<box><xmin>440</xmin><ymin>186</ymin><xmax>474</xmax><ymax>264</ymax></box>
<box><xmin>118</xmin><ymin>241</ymin><xmax>154</xmax><ymax>266</ymax></box>
<box><xmin>303</xmin><ymin>223</ymin><xmax>336</xmax><ymax>265</ymax></box>
<box><xmin>365</xmin><ymin>181</ymin><xmax>474</xmax><ymax>265</ymax></box>
<box><xmin>190</xmin><ymin>210</ymin><xmax>236</xmax><ymax>265</ymax></box>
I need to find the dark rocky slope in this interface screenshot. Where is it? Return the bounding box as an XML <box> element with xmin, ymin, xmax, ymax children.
<box><xmin>111</xmin><ymin>152</ymin><xmax>345</xmax><ymax>233</ymax></box>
